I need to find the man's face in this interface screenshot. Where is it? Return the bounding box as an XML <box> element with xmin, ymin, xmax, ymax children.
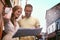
<box><xmin>24</xmin><ymin>7</ymin><xmax>32</xmax><ymax>18</ymax></box>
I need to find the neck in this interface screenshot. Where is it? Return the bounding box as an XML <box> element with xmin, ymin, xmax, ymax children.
<box><xmin>25</xmin><ymin>15</ymin><xmax>31</xmax><ymax>18</ymax></box>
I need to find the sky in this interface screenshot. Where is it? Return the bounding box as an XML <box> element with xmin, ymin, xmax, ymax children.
<box><xmin>20</xmin><ymin>0</ymin><xmax>60</xmax><ymax>32</ymax></box>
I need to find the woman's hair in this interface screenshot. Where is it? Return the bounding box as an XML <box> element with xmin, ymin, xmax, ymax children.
<box><xmin>12</xmin><ymin>6</ymin><xmax>22</xmax><ymax>13</ymax></box>
<box><xmin>11</xmin><ymin>6</ymin><xmax>22</xmax><ymax>25</ymax></box>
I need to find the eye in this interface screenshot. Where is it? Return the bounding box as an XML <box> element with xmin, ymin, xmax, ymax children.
<box><xmin>26</xmin><ymin>9</ymin><xmax>32</xmax><ymax>12</ymax></box>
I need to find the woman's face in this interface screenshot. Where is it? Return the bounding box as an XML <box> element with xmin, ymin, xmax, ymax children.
<box><xmin>14</xmin><ymin>8</ymin><xmax>22</xmax><ymax>19</ymax></box>
<box><xmin>24</xmin><ymin>7</ymin><xmax>32</xmax><ymax>18</ymax></box>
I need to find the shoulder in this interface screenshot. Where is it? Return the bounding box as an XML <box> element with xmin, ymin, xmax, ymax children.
<box><xmin>30</xmin><ymin>17</ymin><xmax>39</xmax><ymax>21</ymax></box>
<box><xmin>17</xmin><ymin>18</ymin><xmax>24</xmax><ymax>23</ymax></box>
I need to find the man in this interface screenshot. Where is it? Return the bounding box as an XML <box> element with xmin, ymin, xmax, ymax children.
<box><xmin>18</xmin><ymin>4</ymin><xmax>40</xmax><ymax>40</ymax></box>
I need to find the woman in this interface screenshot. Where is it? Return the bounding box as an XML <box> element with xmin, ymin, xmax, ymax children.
<box><xmin>2</xmin><ymin>6</ymin><xmax>22</xmax><ymax>40</ymax></box>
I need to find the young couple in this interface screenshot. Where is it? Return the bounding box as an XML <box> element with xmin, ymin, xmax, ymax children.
<box><xmin>3</xmin><ymin>4</ymin><xmax>40</xmax><ymax>40</ymax></box>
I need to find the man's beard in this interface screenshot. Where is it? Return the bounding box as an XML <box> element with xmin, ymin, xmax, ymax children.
<box><xmin>26</xmin><ymin>13</ymin><xmax>31</xmax><ymax>18</ymax></box>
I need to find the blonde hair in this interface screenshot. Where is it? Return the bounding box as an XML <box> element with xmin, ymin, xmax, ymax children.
<box><xmin>13</xmin><ymin>6</ymin><xmax>22</xmax><ymax>13</ymax></box>
<box><xmin>11</xmin><ymin>6</ymin><xmax>22</xmax><ymax>25</ymax></box>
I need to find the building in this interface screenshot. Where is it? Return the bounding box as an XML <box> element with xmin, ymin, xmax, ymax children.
<box><xmin>46</xmin><ymin>3</ymin><xmax>60</xmax><ymax>40</ymax></box>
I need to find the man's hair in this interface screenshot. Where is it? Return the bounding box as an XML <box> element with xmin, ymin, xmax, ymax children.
<box><xmin>25</xmin><ymin>4</ymin><xmax>33</xmax><ymax>9</ymax></box>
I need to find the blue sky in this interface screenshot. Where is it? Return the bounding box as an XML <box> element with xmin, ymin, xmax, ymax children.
<box><xmin>21</xmin><ymin>0</ymin><xmax>60</xmax><ymax>32</ymax></box>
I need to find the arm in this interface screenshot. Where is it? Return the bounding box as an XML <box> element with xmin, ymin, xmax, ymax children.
<box><xmin>35</xmin><ymin>19</ymin><xmax>40</xmax><ymax>28</ymax></box>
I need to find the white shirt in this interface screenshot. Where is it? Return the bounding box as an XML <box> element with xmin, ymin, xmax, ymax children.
<box><xmin>4</xmin><ymin>20</ymin><xmax>19</xmax><ymax>35</ymax></box>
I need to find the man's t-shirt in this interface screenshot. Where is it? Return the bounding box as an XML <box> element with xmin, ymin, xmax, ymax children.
<box><xmin>18</xmin><ymin>17</ymin><xmax>40</xmax><ymax>40</ymax></box>
<box><xmin>18</xmin><ymin>17</ymin><xmax>40</xmax><ymax>28</ymax></box>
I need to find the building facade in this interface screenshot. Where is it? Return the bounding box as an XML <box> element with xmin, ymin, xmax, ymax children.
<box><xmin>46</xmin><ymin>3</ymin><xmax>60</xmax><ymax>40</ymax></box>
